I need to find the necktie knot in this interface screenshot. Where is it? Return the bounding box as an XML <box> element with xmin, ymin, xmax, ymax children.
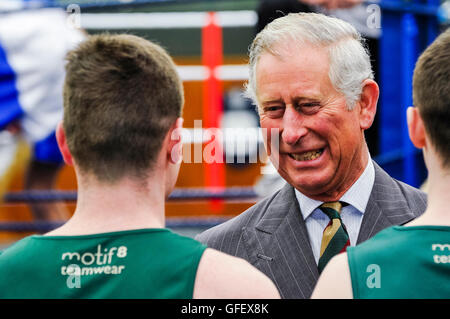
<box><xmin>319</xmin><ymin>201</ymin><xmax>345</xmax><ymax>220</ymax></box>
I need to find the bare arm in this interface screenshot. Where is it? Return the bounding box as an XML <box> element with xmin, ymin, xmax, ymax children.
<box><xmin>311</xmin><ymin>253</ymin><xmax>353</xmax><ymax>299</ymax></box>
<box><xmin>193</xmin><ymin>248</ymin><xmax>280</xmax><ymax>299</ymax></box>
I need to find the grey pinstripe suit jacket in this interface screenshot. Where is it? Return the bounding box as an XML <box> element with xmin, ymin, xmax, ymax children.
<box><xmin>195</xmin><ymin>161</ymin><xmax>427</xmax><ymax>299</ymax></box>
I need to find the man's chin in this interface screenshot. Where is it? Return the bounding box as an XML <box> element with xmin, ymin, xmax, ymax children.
<box><xmin>285</xmin><ymin>175</ymin><xmax>333</xmax><ymax>198</ymax></box>
<box><xmin>294</xmin><ymin>184</ymin><xmax>329</xmax><ymax>197</ymax></box>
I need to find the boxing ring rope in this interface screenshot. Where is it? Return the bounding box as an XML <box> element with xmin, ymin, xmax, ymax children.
<box><xmin>1</xmin><ymin>0</ymin><xmax>182</xmax><ymax>11</ymax></box>
<box><xmin>3</xmin><ymin>187</ymin><xmax>259</xmax><ymax>203</ymax></box>
<box><xmin>0</xmin><ymin>188</ymin><xmax>259</xmax><ymax>232</ymax></box>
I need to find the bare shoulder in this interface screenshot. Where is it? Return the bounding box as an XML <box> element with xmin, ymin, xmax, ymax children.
<box><xmin>193</xmin><ymin>248</ymin><xmax>280</xmax><ymax>299</ymax></box>
<box><xmin>310</xmin><ymin>253</ymin><xmax>353</xmax><ymax>299</ymax></box>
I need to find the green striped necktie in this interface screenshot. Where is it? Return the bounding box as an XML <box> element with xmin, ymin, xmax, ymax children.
<box><xmin>318</xmin><ymin>201</ymin><xmax>350</xmax><ymax>274</ymax></box>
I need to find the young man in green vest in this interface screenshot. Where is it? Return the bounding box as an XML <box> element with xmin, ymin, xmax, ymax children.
<box><xmin>0</xmin><ymin>34</ymin><xmax>280</xmax><ymax>299</ymax></box>
<box><xmin>311</xmin><ymin>28</ymin><xmax>450</xmax><ymax>299</ymax></box>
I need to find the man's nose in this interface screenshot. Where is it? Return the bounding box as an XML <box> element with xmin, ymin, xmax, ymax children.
<box><xmin>281</xmin><ymin>107</ymin><xmax>307</xmax><ymax>145</ymax></box>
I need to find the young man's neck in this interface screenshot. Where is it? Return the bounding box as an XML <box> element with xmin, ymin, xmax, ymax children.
<box><xmin>406</xmin><ymin>160</ymin><xmax>450</xmax><ymax>227</ymax></box>
<box><xmin>46</xmin><ymin>175</ymin><xmax>167</xmax><ymax>236</ymax></box>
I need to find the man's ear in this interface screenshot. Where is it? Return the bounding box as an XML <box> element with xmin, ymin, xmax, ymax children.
<box><xmin>167</xmin><ymin>117</ymin><xmax>184</xmax><ymax>164</ymax></box>
<box><xmin>358</xmin><ymin>79</ymin><xmax>379</xmax><ymax>130</ymax></box>
<box><xmin>55</xmin><ymin>122</ymin><xmax>74</xmax><ymax>166</ymax></box>
<box><xmin>407</xmin><ymin>106</ymin><xmax>426</xmax><ymax>149</ymax></box>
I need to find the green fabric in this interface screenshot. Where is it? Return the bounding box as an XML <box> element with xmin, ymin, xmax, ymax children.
<box><xmin>0</xmin><ymin>228</ymin><xmax>206</xmax><ymax>299</ymax></box>
<box><xmin>347</xmin><ymin>225</ymin><xmax>450</xmax><ymax>299</ymax></box>
<box><xmin>318</xmin><ymin>226</ymin><xmax>349</xmax><ymax>272</ymax></box>
<box><xmin>321</xmin><ymin>206</ymin><xmax>341</xmax><ymax>220</ymax></box>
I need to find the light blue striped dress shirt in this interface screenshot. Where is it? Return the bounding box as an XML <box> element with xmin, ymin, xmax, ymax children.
<box><xmin>295</xmin><ymin>158</ymin><xmax>375</xmax><ymax>264</ymax></box>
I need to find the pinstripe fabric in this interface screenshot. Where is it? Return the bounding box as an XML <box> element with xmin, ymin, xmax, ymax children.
<box><xmin>195</xmin><ymin>161</ymin><xmax>427</xmax><ymax>299</ymax></box>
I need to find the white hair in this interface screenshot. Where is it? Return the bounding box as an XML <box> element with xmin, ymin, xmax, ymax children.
<box><xmin>245</xmin><ymin>12</ymin><xmax>374</xmax><ymax>110</ymax></box>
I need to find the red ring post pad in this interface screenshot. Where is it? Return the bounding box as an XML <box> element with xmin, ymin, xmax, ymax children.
<box><xmin>202</xmin><ymin>12</ymin><xmax>225</xmax><ymax>213</ymax></box>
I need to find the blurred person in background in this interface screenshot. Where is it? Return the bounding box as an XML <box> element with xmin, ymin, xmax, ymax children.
<box><xmin>0</xmin><ymin>3</ymin><xmax>85</xmax><ymax>220</ymax></box>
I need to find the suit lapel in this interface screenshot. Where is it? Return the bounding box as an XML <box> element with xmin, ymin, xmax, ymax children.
<box><xmin>241</xmin><ymin>184</ymin><xmax>319</xmax><ymax>299</ymax></box>
<box><xmin>357</xmin><ymin>161</ymin><xmax>419</xmax><ymax>244</ymax></box>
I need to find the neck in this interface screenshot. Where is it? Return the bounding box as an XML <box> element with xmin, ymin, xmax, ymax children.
<box><xmin>407</xmin><ymin>159</ymin><xmax>450</xmax><ymax>226</ymax></box>
<box><xmin>47</xmin><ymin>174</ymin><xmax>167</xmax><ymax>236</ymax></box>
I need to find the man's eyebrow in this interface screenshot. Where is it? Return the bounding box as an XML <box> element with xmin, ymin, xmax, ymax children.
<box><xmin>260</xmin><ymin>98</ymin><xmax>284</xmax><ymax>106</ymax></box>
<box><xmin>292</xmin><ymin>96</ymin><xmax>321</xmax><ymax>104</ymax></box>
<box><xmin>259</xmin><ymin>95</ymin><xmax>321</xmax><ymax>106</ymax></box>
<box><xmin>261</xmin><ymin>96</ymin><xmax>320</xmax><ymax>105</ymax></box>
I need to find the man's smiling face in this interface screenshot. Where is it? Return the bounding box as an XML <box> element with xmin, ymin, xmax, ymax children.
<box><xmin>256</xmin><ymin>43</ymin><xmax>369</xmax><ymax>201</ymax></box>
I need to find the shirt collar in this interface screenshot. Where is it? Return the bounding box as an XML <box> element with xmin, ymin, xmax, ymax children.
<box><xmin>295</xmin><ymin>157</ymin><xmax>375</xmax><ymax>220</ymax></box>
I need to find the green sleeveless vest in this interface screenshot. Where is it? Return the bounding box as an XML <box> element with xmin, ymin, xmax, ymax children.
<box><xmin>347</xmin><ymin>225</ymin><xmax>450</xmax><ymax>299</ymax></box>
<box><xmin>0</xmin><ymin>228</ymin><xmax>206</xmax><ymax>298</ymax></box>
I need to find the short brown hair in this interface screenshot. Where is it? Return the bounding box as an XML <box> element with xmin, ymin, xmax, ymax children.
<box><xmin>413</xmin><ymin>29</ymin><xmax>450</xmax><ymax>167</ymax></box>
<box><xmin>63</xmin><ymin>34</ymin><xmax>184</xmax><ymax>182</ymax></box>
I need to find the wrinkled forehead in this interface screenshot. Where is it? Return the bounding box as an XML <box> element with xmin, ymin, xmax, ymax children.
<box><xmin>254</xmin><ymin>43</ymin><xmax>332</xmax><ymax>94</ymax></box>
<box><xmin>253</xmin><ymin>40</ymin><xmax>332</xmax><ymax>92</ymax></box>
<box><xmin>260</xmin><ymin>38</ymin><xmax>328</xmax><ymax>63</ymax></box>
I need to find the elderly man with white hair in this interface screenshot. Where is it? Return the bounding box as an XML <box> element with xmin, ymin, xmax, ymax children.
<box><xmin>196</xmin><ymin>13</ymin><xmax>427</xmax><ymax>299</ymax></box>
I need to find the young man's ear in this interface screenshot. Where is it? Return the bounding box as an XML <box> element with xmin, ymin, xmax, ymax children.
<box><xmin>55</xmin><ymin>122</ymin><xmax>74</xmax><ymax>166</ymax></box>
<box><xmin>358</xmin><ymin>79</ymin><xmax>379</xmax><ymax>130</ymax></box>
<box><xmin>167</xmin><ymin>117</ymin><xmax>184</xmax><ymax>164</ymax></box>
<box><xmin>407</xmin><ymin>106</ymin><xmax>426</xmax><ymax>149</ymax></box>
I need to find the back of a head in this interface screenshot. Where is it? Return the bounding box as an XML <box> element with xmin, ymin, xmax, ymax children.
<box><xmin>63</xmin><ymin>34</ymin><xmax>184</xmax><ymax>182</ymax></box>
<box><xmin>413</xmin><ymin>29</ymin><xmax>450</xmax><ymax>168</ymax></box>
<box><xmin>245</xmin><ymin>12</ymin><xmax>374</xmax><ymax>109</ymax></box>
